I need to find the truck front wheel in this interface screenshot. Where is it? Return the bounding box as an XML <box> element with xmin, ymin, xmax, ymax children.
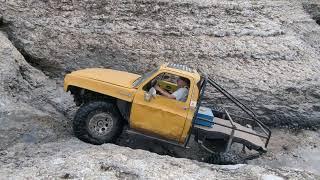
<box><xmin>73</xmin><ymin>101</ymin><xmax>123</xmax><ymax>145</ymax></box>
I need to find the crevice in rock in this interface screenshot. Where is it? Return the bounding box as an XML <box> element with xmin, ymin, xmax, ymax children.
<box><xmin>15</xmin><ymin>46</ymin><xmax>63</xmax><ymax>79</ymax></box>
<box><xmin>303</xmin><ymin>3</ymin><xmax>320</xmax><ymax>26</ymax></box>
<box><xmin>316</xmin><ymin>17</ymin><xmax>320</xmax><ymax>25</ymax></box>
<box><xmin>0</xmin><ymin>17</ymin><xmax>4</xmax><ymax>27</ymax></box>
<box><xmin>312</xmin><ymin>15</ymin><xmax>320</xmax><ymax>26</ymax></box>
<box><xmin>0</xmin><ymin>16</ymin><xmax>9</xmax><ymax>31</ymax></box>
<box><xmin>1</xmin><ymin>26</ymin><xmax>63</xmax><ymax>78</ymax></box>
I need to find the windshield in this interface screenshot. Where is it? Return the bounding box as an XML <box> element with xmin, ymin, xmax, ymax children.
<box><xmin>132</xmin><ymin>67</ymin><xmax>159</xmax><ymax>87</ymax></box>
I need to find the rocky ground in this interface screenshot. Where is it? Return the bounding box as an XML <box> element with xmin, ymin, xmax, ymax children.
<box><xmin>249</xmin><ymin>129</ymin><xmax>320</xmax><ymax>176</ymax></box>
<box><xmin>0</xmin><ymin>0</ymin><xmax>320</xmax><ymax>179</ymax></box>
<box><xmin>0</xmin><ymin>138</ymin><xmax>318</xmax><ymax>179</ymax></box>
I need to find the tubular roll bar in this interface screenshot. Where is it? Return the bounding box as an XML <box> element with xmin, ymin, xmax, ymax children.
<box><xmin>206</xmin><ymin>77</ymin><xmax>271</xmax><ymax>148</ymax></box>
<box><xmin>225</xmin><ymin>110</ymin><xmax>236</xmax><ymax>151</ymax></box>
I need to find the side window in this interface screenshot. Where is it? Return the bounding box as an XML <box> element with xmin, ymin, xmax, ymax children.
<box><xmin>143</xmin><ymin>73</ymin><xmax>191</xmax><ymax>102</ymax></box>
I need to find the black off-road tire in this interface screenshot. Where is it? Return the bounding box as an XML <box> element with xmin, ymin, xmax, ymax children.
<box><xmin>73</xmin><ymin>101</ymin><xmax>123</xmax><ymax>145</ymax></box>
<box><xmin>206</xmin><ymin>152</ymin><xmax>244</xmax><ymax>165</ymax></box>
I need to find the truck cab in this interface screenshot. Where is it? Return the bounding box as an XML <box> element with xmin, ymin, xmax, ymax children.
<box><xmin>129</xmin><ymin>64</ymin><xmax>201</xmax><ymax>143</ymax></box>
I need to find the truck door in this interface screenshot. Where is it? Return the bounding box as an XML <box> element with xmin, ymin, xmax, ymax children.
<box><xmin>130</xmin><ymin>72</ymin><xmax>193</xmax><ymax>142</ymax></box>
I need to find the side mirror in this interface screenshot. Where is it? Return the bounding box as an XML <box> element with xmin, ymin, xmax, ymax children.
<box><xmin>144</xmin><ymin>92</ymin><xmax>151</xmax><ymax>102</ymax></box>
<box><xmin>144</xmin><ymin>87</ymin><xmax>156</xmax><ymax>102</ymax></box>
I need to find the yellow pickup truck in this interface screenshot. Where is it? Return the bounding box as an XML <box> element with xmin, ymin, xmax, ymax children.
<box><xmin>64</xmin><ymin>63</ymin><xmax>271</xmax><ymax>164</ymax></box>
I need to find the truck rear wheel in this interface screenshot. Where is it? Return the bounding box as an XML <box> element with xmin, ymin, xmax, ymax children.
<box><xmin>206</xmin><ymin>152</ymin><xmax>244</xmax><ymax>165</ymax></box>
<box><xmin>73</xmin><ymin>101</ymin><xmax>123</xmax><ymax>145</ymax></box>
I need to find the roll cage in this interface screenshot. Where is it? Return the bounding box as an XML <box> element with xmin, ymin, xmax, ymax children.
<box><xmin>184</xmin><ymin>72</ymin><xmax>271</xmax><ymax>150</ymax></box>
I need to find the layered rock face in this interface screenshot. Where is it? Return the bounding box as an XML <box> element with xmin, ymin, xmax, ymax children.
<box><xmin>1</xmin><ymin>1</ymin><xmax>320</xmax><ymax>178</ymax></box>
<box><xmin>1</xmin><ymin>0</ymin><xmax>320</xmax><ymax>128</ymax></box>
<box><xmin>1</xmin><ymin>25</ymin><xmax>319</xmax><ymax>179</ymax></box>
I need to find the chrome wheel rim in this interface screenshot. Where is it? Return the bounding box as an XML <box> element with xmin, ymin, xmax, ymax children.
<box><xmin>88</xmin><ymin>112</ymin><xmax>113</xmax><ymax>137</ymax></box>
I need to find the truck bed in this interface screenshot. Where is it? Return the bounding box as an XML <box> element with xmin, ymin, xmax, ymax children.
<box><xmin>194</xmin><ymin>117</ymin><xmax>266</xmax><ymax>152</ymax></box>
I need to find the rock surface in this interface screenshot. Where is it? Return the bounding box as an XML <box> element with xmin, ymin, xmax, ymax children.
<box><xmin>0</xmin><ymin>138</ymin><xmax>318</xmax><ymax>179</ymax></box>
<box><xmin>248</xmin><ymin>129</ymin><xmax>320</xmax><ymax>176</ymax></box>
<box><xmin>1</xmin><ymin>0</ymin><xmax>320</xmax><ymax>128</ymax></box>
<box><xmin>0</xmin><ymin>31</ymin><xmax>74</xmax><ymax>150</ymax></box>
<box><xmin>1</xmin><ymin>0</ymin><xmax>320</xmax><ymax>179</ymax></box>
